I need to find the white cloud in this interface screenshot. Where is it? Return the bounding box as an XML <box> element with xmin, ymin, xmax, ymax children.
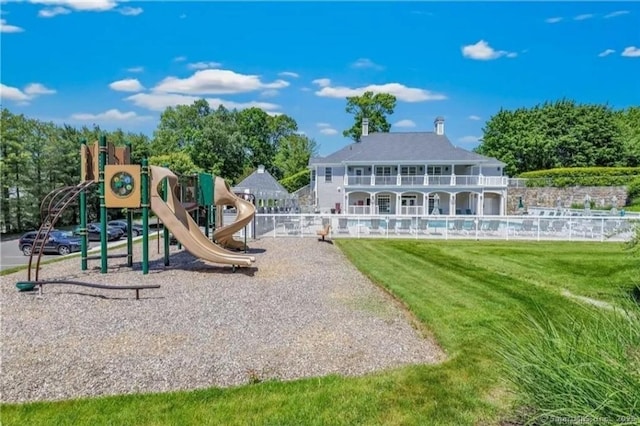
<box><xmin>153</xmin><ymin>69</ymin><xmax>289</xmax><ymax>95</ymax></box>
<box><xmin>279</xmin><ymin>71</ymin><xmax>299</xmax><ymax>78</ymax></box>
<box><xmin>312</xmin><ymin>79</ymin><xmax>446</xmax><ymax>102</ymax></box>
<box><xmin>179</xmin><ymin>13</ymin><xmax>187</xmax><ymax>19</ymax></box>
<box><xmin>574</xmin><ymin>14</ymin><xmax>594</xmax><ymax>21</ymax></box>
<box><xmin>598</xmin><ymin>49</ymin><xmax>616</xmax><ymax>57</ymax></box>
<box><xmin>0</xmin><ymin>82</ymin><xmax>56</xmax><ymax>103</ymax></box>
<box><xmin>622</xmin><ymin>46</ymin><xmax>640</xmax><ymax>57</ymax></box>
<box><xmin>125</xmin><ymin>92</ymin><xmax>280</xmax><ymax>113</ymax></box>
<box><xmin>468</xmin><ymin>115</ymin><xmax>481</xmax><ymax>121</ymax></box>
<box><xmin>70</xmin><ymin>109</ymin><xmax>152</xmax><ymax>121</ymax></box>
<box><xmin>38</xmin><ymin>6</ymin><xmax>71</xmax><ymax>17</ymax></box>
<box><xmin>117</xmin><ymin>6</ymin><xmax>142</xmax><ymax>16</ymax></box>
<box><xmin>24</xmin><ymin>83</ymin><xmax>56</xmax><ymax>96</ymax></box>
<box><xmin>0</xmin><ymin>18</ymin><xmax>24</xmax><ymax>33</ymax></box>
<box><xmin>545</xmin><ymin>17</ymin><xmax>563</xmax><ymax>23</ymax></box>
<box><xmin>0</xmin><ymin>84</ymin><xmax>31</xmax><ymax>102</ymax></box>
<box><xmin>320</xmin><ymin>128</ymin><xmax>338</xmax><ymax>135</ymax></box>
<box><xmin>351</xmin><ymin>58</ymin><xmax>384</xmax><ymax>70</ymax></box>
<box><xmin>604</xmin><ymin>10</ymin><xmax>629</xmax><ymax>19</ymax></box>
<box><xmin>312</xmin><ymin>78</ymin><xmax>331</xmax><ymax>88</ymax></box>
<box><xmin>29</xmin><ymin>0</ymin><xmax>118</xmax><ymax>12</ymax></box>
<box><xmin>187</xmin><ymin>61</ymin><xmax>222</xmax><ymax>70</ymax></box>
<box><xmin>317</xmin><ymin>123</ymin><xmax>338</xmax><ymax>135</ymax></box>
<box><xmin>173</xmin><ymin>56</ymin><xmax>187</xmax><ymax>62</ymax></box>
<box><xmin>462</xmin><ymin>40</ymin><xmax>516</xmax><ymax>61</ymax></box>
<box><xmin>109</xmin><ymin>78</ymin><xmax>145</xmax><ymax>92</ymax></box>
<box><xmin>127</xmin><ymin>66</ymin><xmax>144</xmax><ymax>73</ymax></box>
<box><xmin>458</xmin><ymin>136</ymin><xmax>480</xmax><ymax>144</ymax></box>
<box><xmin>394</xmin><ymin>119</ymin><xmax>416</xmax><ymax>128</ymax></box>
<box><xmin>260</xmin><ymin>89</ymin><xmax>279</xmax><ymax>98</ymax></box>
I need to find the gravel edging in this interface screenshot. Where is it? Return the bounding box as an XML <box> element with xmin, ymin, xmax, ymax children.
<box><xmin>1</xmin><ymin>237</ymin><xmax>445</xmax><ymax>404</ymax></box>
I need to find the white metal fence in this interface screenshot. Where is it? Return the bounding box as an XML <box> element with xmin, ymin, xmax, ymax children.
<box><xmin>249</xmin><ymin>214</ymin><xmax>638</xmax><ymax>243</ymax></box>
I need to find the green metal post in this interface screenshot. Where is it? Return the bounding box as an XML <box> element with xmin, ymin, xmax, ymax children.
<box><xmin>204</xmin><ymin>205</ymin><xmax>210</xmax><ymax>237</ymax></box>
<box><xmin>176</xmin><ymin>177</ymin><xmax>182</xmax><ymax>250</ymax></box>
<box><xmin>194</xmin><ymin>177</ymin><xmax>200</xmax><ymax>234</ymax></box>
<box><xmin>79</xmin><ymin>138</ymin><xmax>88</xmax><ymax>271</ymax></box>
<box><xmin>126</xmin><ymin>141</ymin><xmax>133</xmax><ymax>267</ymax></box>
<box><xmin>162</xmin><ymin>174</ymin><xmax>170</xmax><ymax>266</ymax></box>
<box><xmin>99</xmin><ymin>134</ymin><xmax>108</xmax><ymax>274</ymax></box>
<box><xmin>141</xmin><ymin>158</ymin><xmax>149</xmax><ymax>274</ymax></box>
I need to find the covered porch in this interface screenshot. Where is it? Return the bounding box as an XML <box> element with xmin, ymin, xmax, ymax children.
<box><xmin>344</xmin><ymin>189</ymin><xmax>506</xmax><ymax>216</ymax></box>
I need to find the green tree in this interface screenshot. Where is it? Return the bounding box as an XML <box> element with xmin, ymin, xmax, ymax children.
<box><xmin>149</xmin><ymin>152</ymin><xmax>202</xmax><ymax>177</ymax></box>
<box><xmin>188</xmin><ymin>109</ymin><xmax>246</xmax><ymax>182</ymax></box>
<box><xmin>0</xmin><ymin>109</ymin><xmax>31</xmax><ymax>231</ymax></box>
<box><xmin>236</xmin><ymin>108</ymin><xmax>298</xmax><ymax>176</ymax></box>
<box><xmin>475</xmin><ymin>99</ymin><xmax>626</xmax><ymax>176</ymax></box>
<box><xmin>342</xmin><ymin>91</ymin><xmax>396</xmax><ymax>142</ymax></box>
<box><xmin>151</xmin><ymin>99</ymin><xmax>211</xmax><ymax>155</ymax></box>
<box><xmin>274</xmin><ymin>133</ymin><xmax>318</xmax><ymax>179</ymax></box>
<box><xmin>614</xmin><ymin>106</ymin><xmax>640</xmax><ymax>166</ymax></box>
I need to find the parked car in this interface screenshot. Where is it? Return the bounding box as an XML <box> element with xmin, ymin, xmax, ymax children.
<box><xmin>19</xmin><ymin>230</ymin><xmax>82</xmax><ymax>256</ymax></box>
<box><xmin>90</xmin><ymin>222</ymin><xmax>124</xmax><ymax>240</ymax></box>
<box><xmin>107</xmin><ymin>220</ymin><xmax>144</xmax><ymax>236</ymax></box>
<box><xmin>73</xmin><ymin>223</ymin><xmax>122</xmax><ymax>241</ymax></box>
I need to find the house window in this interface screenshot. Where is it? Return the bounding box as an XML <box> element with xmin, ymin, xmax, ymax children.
<box><xmin>353</xmin><ymin>167</ymin><xmax>364</xmax><ymax>176</ymax></box>
<box><xmin>377</xmin><ymin>195</ymin><xmax>391</xmax><ymax>213</ymax></box>
<box><xmin>401</xmin><ymin>195</ymin><xmax>417</xmax><ymax>206</ymax></box>
<box><xmin>427</xmin><ymin>166</ymin><xmax>442</xmax><ymax>175</ymax></box>
<box><xmin>311</xmin><ymin>170</ymin><xmax>316</xmax><ymax>182</ymax></box>
<box><xmin>401</xmin><ymin>166</ymin><xmax>418</xmax><ymax>175</ymax></box>
<box><xmin>375</xmin><ymin>166</ymin><xmax>392</xmax><ymax>176</ymax></box>
<box><xmin>325</xmin><ymin>167</ymin><xmax>332</xmax><ymax>182</ymax></box>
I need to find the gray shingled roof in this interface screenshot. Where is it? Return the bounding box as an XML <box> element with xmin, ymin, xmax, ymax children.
<box><xmin>309</xmin><ymin>132</ymin><xmax>505</xmax><ymax>166</ymax></box>
<box><xmin>232</xmin><ymin>167</ymin><xmax>290</xmax><ymax>195</ymax></box>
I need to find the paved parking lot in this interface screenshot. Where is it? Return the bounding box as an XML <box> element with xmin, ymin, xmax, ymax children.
<box><xmin>0</xmin><ymin>231</ymin><xmax>161</xmax><ymax>272</ymax></box>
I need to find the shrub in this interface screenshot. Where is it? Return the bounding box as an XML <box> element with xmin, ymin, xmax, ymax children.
<box><xmin>519</xmin><ymin>167</ymin><xmax>640</xmax><ymax>187</ymax></box>
<box><xmin>279</xmin><ymin>169</ymin><xmax>310</xmax><ymax>193</ymax></box>
<box><xmin>628</xmin><ymin>177</ymin><xmax>640</xmax><ymax>201</ymax></box>
<box><xmin>494</xmin><ymin>302</ymin><xmax>640</xmax><ymax>425</ymax></box>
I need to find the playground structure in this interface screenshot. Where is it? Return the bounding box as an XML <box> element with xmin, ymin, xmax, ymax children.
<box><xmin>17</xmin><ymin>134</ymin><xmax>257</xmax><ymax>295</ymax></box>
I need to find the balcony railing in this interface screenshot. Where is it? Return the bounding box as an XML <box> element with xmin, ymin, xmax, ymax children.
<box><xmin>344</xmin><ymin>174</ymin><xmax>508</xmax><ymax>187</ymax></box>
<box><xmin>374</xmin><ymin>176</ymin><xmax>397</xmax><ymax>186</ymax></box>
<box><xmin>400</xmin><ymin>176</ymin><xmax>424</xmax><ymax>185</ymax></box>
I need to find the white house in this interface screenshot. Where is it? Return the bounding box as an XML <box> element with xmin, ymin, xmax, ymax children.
<box><xmin>308</xmin><ymin>117</ymin><xmax>508</xmax><ymax>216</ymax></box>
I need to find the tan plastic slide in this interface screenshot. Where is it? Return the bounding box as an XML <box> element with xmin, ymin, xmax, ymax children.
<box><xmin>212</xmin><ymin>177</ymin><xmax>256</xmax><ymax>250</ymax></box>
<box><xmin>149</xmin><ymin>165</ymin><xmax>255</xmax><ymax>267</ymax></box>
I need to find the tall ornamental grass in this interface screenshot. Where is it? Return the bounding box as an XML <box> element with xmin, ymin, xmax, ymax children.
<box><xmin>494</xmin><ymin>301</ymin><xmax>640</xmax><ymax>425</ymax></box>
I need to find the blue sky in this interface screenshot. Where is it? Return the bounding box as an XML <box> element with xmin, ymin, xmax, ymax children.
<box><xmin>1</xmin><ymin>1</ymin><xmax>639</xmax><ymax>157</ymax></box>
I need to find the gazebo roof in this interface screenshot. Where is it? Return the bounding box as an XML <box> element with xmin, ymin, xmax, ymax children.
<box><xmin>232</xmin><ymin>165</ymin><xmax>291</xmax><ymax>199</ymax></box>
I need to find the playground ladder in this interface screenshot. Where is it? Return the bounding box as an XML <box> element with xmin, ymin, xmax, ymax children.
<box><xmin>27</xmin><ymin>180</ymin><xmax>96</xmax><ymax>281</ymax></box>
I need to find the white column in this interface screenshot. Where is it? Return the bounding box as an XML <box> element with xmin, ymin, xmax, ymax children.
<box><xmin>500</xmin><ymin>192</ymin><xmax>506</xmax><ymax>216</ymax></box>
<box><xmin>396</xmin><ymin>193</ymin><xmax>401</xmax><ymax>215</ymax></box>
<box><xmin>450</xmin><ymin>193</ymin><xmax>457</xmax><ymax>215</ymax></box>
<box><xmin>423</xmin><ymin>193</ymin><xmax>428</xmax><ymax>216</ymax></box>
<box><xmin>371</xmin><ymin>164</ymin><xmax>375</xmax><ymax>185</ymax></box>
<box><xmin>478</xmin><ymin>193</ymin><xmax>484</xmax><ymax>216</ymax></box>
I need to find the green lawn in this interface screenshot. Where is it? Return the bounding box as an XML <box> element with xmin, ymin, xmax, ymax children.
<box><xmin>1</xmin><ymin>240</ymin><xmax>637</xmax><ymax>426</ymax></box>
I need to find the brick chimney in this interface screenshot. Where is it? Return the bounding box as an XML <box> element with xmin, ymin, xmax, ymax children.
<box><xmin>361</xmin><ymin>118</ymin><xmax>369</xmax><ymax>137</ymax></box>
<box><xmin>434</xmin><ymin>116</ymin><xmax>445</xmax><ymax>135</ymax></box>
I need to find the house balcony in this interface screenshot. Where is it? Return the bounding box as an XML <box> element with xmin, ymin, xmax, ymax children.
<box><xmin>344</xmin><ymin>174</ymin><xmax>508</xmax><ymax>187</ymax></box>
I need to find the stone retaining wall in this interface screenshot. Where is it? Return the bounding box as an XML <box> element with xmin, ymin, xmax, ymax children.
<box><xmin>507</xmin><ymin>186</ymin><xmax>628</xmax><ymax>214</ymax></box>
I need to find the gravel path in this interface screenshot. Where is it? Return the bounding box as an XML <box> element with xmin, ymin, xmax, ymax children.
<box><xmin>1</xmin><ymin>236</ymin><xmax>445</xmax><ymax>404</ymax></box>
